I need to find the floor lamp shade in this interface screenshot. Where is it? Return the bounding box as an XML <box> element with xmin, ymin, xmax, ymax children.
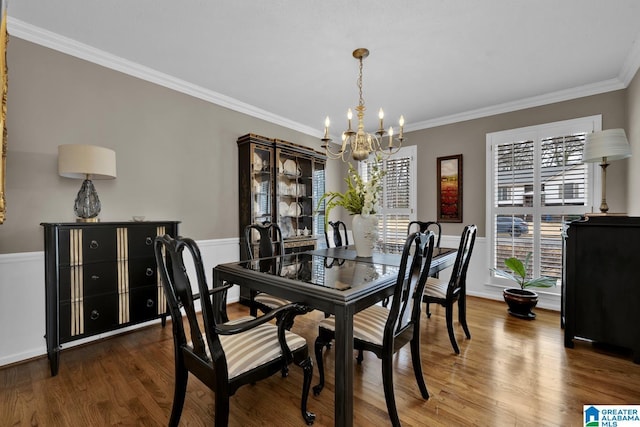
<box><xmin>58</xmin><ymin>144</ymin><xmax>117</xmax><ymax>221</ymax></box>
<box><xmin>582</xmin><ymin>129</ymin><xmax>631</xmax><ymax>213</ymax></box>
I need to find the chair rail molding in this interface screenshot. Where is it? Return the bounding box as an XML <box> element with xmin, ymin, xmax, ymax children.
<box><xmin>0</xmin><ymin>237</ymin><xmax>240</xmax><ymax>368</ymax></box>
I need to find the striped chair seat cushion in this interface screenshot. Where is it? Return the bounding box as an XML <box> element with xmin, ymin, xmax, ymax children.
<box><xmin>254</xmin><ymin>293</ymin><xmax>291</xmax><ymax>310</ymax></box>
<box><xmin>318</xmin><ymin>305</ymin><xmax>390</xmax><ymax>346</ymax></box>
<box><xmin>191</xmin><ymin>316</ymin><xmax>307</xmax><ymax>379</ymax></box>
<box><xmin>424</xmin><ymin>276</ymin><xmax>448</xmax><ymax>299</ymax></box>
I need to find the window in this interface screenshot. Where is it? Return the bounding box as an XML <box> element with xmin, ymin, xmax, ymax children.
<box><xmin>486</xmin><ymin>116</ymin><xmax>601</xmax><ymax>294</ymax></box>
<box><xmin>361</xmin><ymin>146</ymin><xmax>417</xmax><ymax>253</ymax></box>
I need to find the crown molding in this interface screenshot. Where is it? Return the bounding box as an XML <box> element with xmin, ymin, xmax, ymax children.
<box><xmin>406</xmin><ymin>78</ymin><xmax>627</xmax><ymax>132</ymax></box>
<box><xmin>619</xmin><ymin>36</ymin><xmax>640</xmax><ymax>86</ymax></box>
<box><xmin>7</xmin><ymin>18</ymin><xmax>322</xmax><ymax>138</ymax></box>
<box><xmin>8</xmin><ymin>17</ymin><xmax>637</xmax><ymax>137</ymax></box>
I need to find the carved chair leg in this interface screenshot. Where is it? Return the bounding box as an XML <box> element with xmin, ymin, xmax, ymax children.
<box><xmin>382</xmin><ymin>355</ymin><xmax>401</xmax><ymax>427</ymax></box>
<box><xmin>459</xmin><ymin>297</ymin><xmax>471</xmax><ymax>339</ymax></box>
<box><xmin>356</xmin><ymin>348</ymin><xmax>364</xmax><ymax>364</ymax></box>
<box><xmin>168</xmin><ymin>363</ymin><xmax>188</xmax><ymax>427</ymax></box>
<box><xmin>426</xmin><ymin>302</ymin><xmax>432</xmax><ymax>318</ymax></box>
<box><xmin>312</xmin><ymin>336</ymin><xmax>328</xmax><ymax>396</ymax></box>
<box><xmin>410</xmin><ymin>336</ymin><xmax>429</xmax><ymax>399</ymax></box>
<box><xmin>299</xmin><ymin>356</ymin><xmax>316</xmax><ymax>425</ymax></box>
<box><xmin>214</xmin><ymin>393</ymin><xmax>230</xmax><ymax>427</ymax></box>
<box><xmin>446</xmin><ymin>305</ymin><xmax>460</xmax><ymax>354</ymax></box>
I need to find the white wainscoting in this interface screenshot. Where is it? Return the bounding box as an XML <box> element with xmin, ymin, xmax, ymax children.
<box><xmin>0</xmin><ymin>237</ymin><xmax>240</xmax><ymax>368</ymax></box>
<box><xmin>0</xmin><ymin>234</ymin><xmax>560</xmax><ymax>368</ymax></box>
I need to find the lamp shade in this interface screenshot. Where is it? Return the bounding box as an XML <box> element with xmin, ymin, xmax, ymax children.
<box><xmin>58</xmin><ymin>144</ymin><xmax>117</xmax><ymax>179</ymax></box>
<box><xmin>582</xmin><ymin>129</ymin><xmax>632</xmax><ymax>163</ymax></box>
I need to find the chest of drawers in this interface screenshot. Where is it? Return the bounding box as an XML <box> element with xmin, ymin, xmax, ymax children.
<box><xmin>42</xmin><ymin>221</ymin><xmax>179</xmax><ymax>375</ymax></box>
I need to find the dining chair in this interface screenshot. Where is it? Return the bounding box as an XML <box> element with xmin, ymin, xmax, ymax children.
<box><xmin>325</xmin><ymin>220</ymin><xmax>349</xmax><ymax>248</ymax></box>
<box><xmin>423</xmin><ymin>224</ymin><xmax>477</xmax><ymax>354</ymax></box>
<box><xmin>407</xmin><ymin>220</ymin><xmax>441</xmax><ymax>248</ymax></box>
<box><xmin>154</xmin><ymin>234</ymin><xmax>315</xmax><ymax>426</ymax></box>
<box><xmin>244</xmin><ymin>222</ymin><xmax>292</xmax><ymax>317</ymax></box>
<box><xmin>313</xmin><ymin>231</ymin><xmax>436</xmax><ymax>427</ymax></box>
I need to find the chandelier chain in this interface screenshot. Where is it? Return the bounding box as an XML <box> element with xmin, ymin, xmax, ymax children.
<box><xmin>321</xmin><ymin>48</ymin><xmax>404</xmax><ymax>162</ymax></box>
<box><xmin>358</xmin><ymin>56</ymin><xmax>364</xmax><ymax>108</ymax></box>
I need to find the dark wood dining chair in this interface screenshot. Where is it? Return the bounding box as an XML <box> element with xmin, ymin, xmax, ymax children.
<box><xmin>423</xmin><ymin>224</ymin><xmax>477</xmax><ymax>354</ymax></box>
<box><xmin>313</xmin><ymin>231</ymin><xmax>436</xmax><ymax>427</ymax></box>
<box><xmin>244</xmin><ymin>222</ymin><xmax>292</xmax><ymax>317</ymax></box>
<box><xmin>407</xmin><ymin>220</ymin><xmax>442</xmax><ymax>248</ymax></box>
<box><xmin>154</xmin><ymin>234</ymin><xmax>315</xmax><ymax>426</ymax></box>
<box><xmin>325</xmin><ymin>220</ymin><xmax>349</xmax><ymax>248</ymax></box>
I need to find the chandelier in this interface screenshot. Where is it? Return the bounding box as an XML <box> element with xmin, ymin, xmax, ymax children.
<box><xmin>322</xmin><ymin>48</ymin><xmax>405</xmax><ymax>162</ymax></box>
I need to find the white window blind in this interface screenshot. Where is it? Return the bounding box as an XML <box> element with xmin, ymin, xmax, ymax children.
<box><xmin>487</xmin><ymin>116</ymin><xmax>601</xmax><ymax>293</ymax></box>
<box><xmin>361</xmin><ymin>146</ymin><xmax>417</xmax><ymax>254</ymax></box>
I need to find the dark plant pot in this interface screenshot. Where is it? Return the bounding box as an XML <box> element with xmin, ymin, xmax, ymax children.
<box><xmin>503</xmin><ymin>288</ymin><xmax>539</xmax><ymax>320</ymax></box>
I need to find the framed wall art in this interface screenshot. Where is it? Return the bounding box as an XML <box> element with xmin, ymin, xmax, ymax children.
<box><xmin>437</xmin><ymin>154</ymin><xmax>462</xmax><ymax>223</ymax></box>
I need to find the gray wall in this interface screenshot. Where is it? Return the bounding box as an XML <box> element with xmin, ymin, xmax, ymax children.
<box><xmin>405</xmin><ymin>89</ymin><xmax>628</xmax><ymax>237</ymax></box>
<box><xmin>2</xmin><ymin>38</ymin><xmax>340</xmax><ymax>253</ymax></box>
<box><xmin>0</xmin><ymin>37</ymin><xmax>632</xmax><ymax>253</ymax></box>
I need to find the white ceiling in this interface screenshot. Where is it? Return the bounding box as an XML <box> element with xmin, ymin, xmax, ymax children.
<box><xmin>7</xmin><ymin>1</ymin><xmax>640</xmax><ymax>138</ymax></box>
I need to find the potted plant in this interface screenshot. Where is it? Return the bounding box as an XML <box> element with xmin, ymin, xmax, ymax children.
<box><xmin>316</xmin><ymin>159</ymin><xmax>385</xmax><ymax>257</ymax></box>
<box><xmin>491</xmin><ymin>252</ymin><xmax>556</xmax><ymax>319</ymax></box>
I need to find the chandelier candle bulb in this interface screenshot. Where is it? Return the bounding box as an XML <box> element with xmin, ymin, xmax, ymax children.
<box><xmin>321</xmin><ymin>48</ymin><xmax>404</xmax><ymax>161</ymax></box>
<box><xmin>399</xmin><ymin>115</ymin><xmax>405</xmax><ymax>139</ymax></box>
<box><xmin>324</xmin><ymin>116</ymin><xmax>330</xmax><ymax>139</ymax></box>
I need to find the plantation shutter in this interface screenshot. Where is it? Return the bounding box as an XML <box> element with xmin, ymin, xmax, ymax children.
<box><xmin>361</xmin><ymin>146</ymin><xmax>416</xmax><ymax>253</ymax></box>
<box><xmin>488</xmin><ymin>116</ymin><xmax>600</xmax><ymax>294</ymax></box>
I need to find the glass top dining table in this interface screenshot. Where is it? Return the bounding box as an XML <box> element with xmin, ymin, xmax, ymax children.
<box><xmin>213</xmin><ymin>245</ymin><xmax>457</xmax><ymax>427</ymax></box>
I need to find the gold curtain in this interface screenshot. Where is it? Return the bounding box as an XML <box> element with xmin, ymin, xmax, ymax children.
<box><xmin>0</xmin><ymin>0</ymin><xmax>7</xmax><ymax>224</ymax></box>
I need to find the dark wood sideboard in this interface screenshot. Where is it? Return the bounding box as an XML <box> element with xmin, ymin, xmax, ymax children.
<box><xmin>42</xmin><ymin>221</ymin><xmax>179</xmax><ymax>375</ymax></box>
<box><xmin>563</xmin><ymin>215</ymin><xmax>640</xmax><ymax>363</ymax></box>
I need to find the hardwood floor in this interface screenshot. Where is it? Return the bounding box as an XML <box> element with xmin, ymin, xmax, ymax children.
<box><xmin>3</xmin><ymin>296</ymin><xmax>640</xmax><ymax>426</ymax></box>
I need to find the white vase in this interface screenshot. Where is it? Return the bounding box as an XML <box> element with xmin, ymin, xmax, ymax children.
<box><xmin>352</xmin><ymin>214</ymin><xmax>377</xmax><ymax>257</ymax></box>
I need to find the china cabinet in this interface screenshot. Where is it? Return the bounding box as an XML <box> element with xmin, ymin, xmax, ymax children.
<box><xmin>237</xmin><ymin>134</ymin><xmax>325</xmax><ymax>305</ymax></box>
<box><xmin>42</xmin><ymin>220</ymin><xmax>179</xmax><ymax>375</ymax></box>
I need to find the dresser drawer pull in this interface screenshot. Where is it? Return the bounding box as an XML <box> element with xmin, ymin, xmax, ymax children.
<box><xmin>145</xmin><ymin>237</ymin><xmax>153</xmax><ymax>245</ymax></box>
<box><xmin>146</xmin><ymin>299</ymin><xmax>155</xmax><ymax>308</ymax></box>
<box><xmin>91</xmin><ymin>275</ymin><xmax>100</xmax><ymax>281</ymax></box>
<box><xmin>145</xmin><ymin>268</ymin><xmax>154</xmax><ymax>277</ymax></box>
<box><xmin>89</xmin><ymin>240</ymin><xmax>99</xmax><ymax>249</ymax></box>
<box><xmin>90</xmin><ymin>310</ymin><xmax>100</xmax><ymax>320</ymax></box>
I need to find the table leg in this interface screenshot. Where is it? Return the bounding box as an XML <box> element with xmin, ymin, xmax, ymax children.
<box><xmin>333</xmin><ymin>305</ymin><xmax>355</xmax><ymax>427</ymax></box>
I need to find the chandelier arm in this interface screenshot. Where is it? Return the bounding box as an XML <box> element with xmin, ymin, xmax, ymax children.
<box><xmin>321</xmin><ymin>48</ymin><xmax>406</xmax><ymax>162</ymax></box>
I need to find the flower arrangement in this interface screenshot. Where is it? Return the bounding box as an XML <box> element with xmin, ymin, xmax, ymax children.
<box><xmin>317</xmin><ymin>159</ymin><xmax>385</xmax><ymax>224</ymax></box>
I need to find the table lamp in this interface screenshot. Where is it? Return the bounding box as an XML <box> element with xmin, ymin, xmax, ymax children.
<box><xmin>58</xmin><ymin>144</ymin><xmax>117</xmax><ymax>222</ymax></box>
<box><xmin>582</xmin><ymin>128</ymin><xmax>631</xmax><ymax>213</ymax></box>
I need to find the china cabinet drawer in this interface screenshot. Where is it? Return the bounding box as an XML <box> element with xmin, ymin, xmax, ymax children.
<box><xmin>42</xmin><ymin>221</ymin><xmax>179</xmax><ymax>376</ymax></box>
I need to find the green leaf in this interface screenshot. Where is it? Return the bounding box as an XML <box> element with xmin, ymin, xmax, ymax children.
<box><xmin>504</xmin><ymin>257</ymin><xmax>526</xmax><ymax>280</ymax></box>
<box><xmin>523</xmin><ymin>276</ymin><xmax>557</xmax><ymax>288</ymax></box>
<box><xmin>491</xmin><ymin>268</ymin><xmax>519</xmax><ymax>283</ymax></box>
